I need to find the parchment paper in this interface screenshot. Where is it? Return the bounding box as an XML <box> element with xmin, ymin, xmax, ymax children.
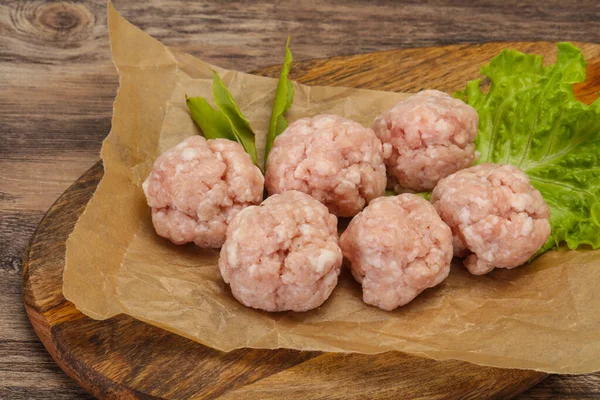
<box><xmin>63</xmin><ymin>1</ymin><xmax>600</xmax><ymax>374</ymax></box>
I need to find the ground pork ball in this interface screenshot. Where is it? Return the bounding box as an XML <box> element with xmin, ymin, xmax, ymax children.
<box><xmin>219</xmin><ymin>190</ymin><xmax>343</xmax><ymax>312</ymax></box>
<box><xmin>142</xmin><ymin>136</ymin><xmax>264</xmax><ymax>248</ymax></box>
<box><xmin>431</xmin><ymin>163</ymin><xmax>551</xmax><ymax>275</ymax></box>
<box><xmin>339</xmin><ymin>194</ymin><xmax>453</xmax><ymax>311</ymax></box>
<box><xmin>265</xmin><ymin>114</ymin><xmax>386</xmax><ymax>217</ymax></box>
<box><xmin>372</xmin><ymin>90</ymin><xmax>479</xmax><ymax>192</ymax></box>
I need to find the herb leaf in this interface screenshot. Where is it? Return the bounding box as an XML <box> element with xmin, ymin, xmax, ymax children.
<box><xmin>265</xmin><ymin>37</ymin><xmax>294</xmax><ymax>160</ymax></box>
<box><xmin>186</xmin><ymin>71</ymin><xmax>259</xmax><ymax>167</ymax></box>
<box><xmin>211</xmin><ymin>71</ymin><xmax>259</xmax><ymax>166</ymax></box>
<box><xmin>186</xmin><ymin>96</ymin><xmax>237</xmax><ymax>142</ymax></box>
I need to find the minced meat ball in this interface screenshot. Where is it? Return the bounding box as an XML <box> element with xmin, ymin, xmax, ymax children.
<box><xmin>372</xmin><ymin>90</ymin><xmax>479</xmax><ymax>192</ymax></box>
<box><xmin>143</xmin><ymin>136</ymin><xmax>264</xmax><ymax>248</ymax></box>
<box><xmin>339</xmin><ymin>194</ymin><xmax>453</xmax><ymax>311</ymax></box>
<box><xmin>219</xmin><ymin>190</ymin><xmax>343</xmax><ymax>312</ymax></box>
<box><xmin>265</xmin><ymin>114</ymin><xmax>386</xmax><ymax>217</ymax></box>
<box><xmin>431</xmin><ymin>163</ymin><xmax>551</xmax><ymax>275</ymax></box>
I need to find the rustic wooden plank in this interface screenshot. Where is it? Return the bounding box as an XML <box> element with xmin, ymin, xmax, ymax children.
<box><xmin>0</xmin><ymin>268</ymin><xmax>93</xmax><ymax>399</ymax></box>
<box><xmin>0</xmin><ymin>155</ymin><xmax>99</xmax><ymax>211</ymax></box>
<box><xmin>3</xmin><ymin>0</ymin><xmax>600</xmax><ymax>398</ymax></box>
<box><xmin>4</xmin><ymin>0</ymin><xmax>599</xmax><ymax>72</ymax></box>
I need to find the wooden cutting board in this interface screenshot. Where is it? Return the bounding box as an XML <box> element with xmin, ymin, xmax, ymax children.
<box><xmin>22</xmin><ymin>42</ymin><xmax>600</xmax><ymax>399</ymax></box>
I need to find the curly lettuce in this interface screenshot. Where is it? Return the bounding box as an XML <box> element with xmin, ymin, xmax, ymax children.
<box><xmin>456</xmin><ymin>42</ymin><xmax>600</xmax><ymax>254</ymax></box>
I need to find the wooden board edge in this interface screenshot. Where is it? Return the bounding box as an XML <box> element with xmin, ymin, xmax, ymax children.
<box><xmin>21</xmin><ymin>161</ymin><xmax>103</xmax><ymax>312</ymax></box>
<box><xmin>24</xmin><ymin>303</ymin><xmax>155</xmax><ymax>400</ymax></box>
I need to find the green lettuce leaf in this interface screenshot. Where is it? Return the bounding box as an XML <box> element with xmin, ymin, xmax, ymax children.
<box><xmin>265</xmin><ymin>37</ymin><xmax>294</xmax><ymax>160</ymax></box>
<box><xmin>186</xmin><ymin>71</ymin><xmax>259</xmax><ymax>167</ymax></box>
<box><xmin>457</xmin><ymin>42</ymin><xmax>600</xmax><ymax>254</ymax></box>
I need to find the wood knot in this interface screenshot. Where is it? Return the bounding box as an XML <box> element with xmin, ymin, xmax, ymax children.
<box><xmin>35</xmin><ymin>2</ymin><xmax>92</xmax><ymax>36</ymax></box>
<box><xmin>12</xmin><ymin>1</ymin><xmax>94</xmax><ymax>44</ymax></box>
<box><xmin>38</xmin><ymin>4</ymin><xmax>82</xmax><ymax>33</ymax></box>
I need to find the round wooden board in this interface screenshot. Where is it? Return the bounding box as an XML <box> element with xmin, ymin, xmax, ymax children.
<box><xmin>22</xmin><ymin>42</ymin><xmax>600</xmax><ymax>399</ymax></box>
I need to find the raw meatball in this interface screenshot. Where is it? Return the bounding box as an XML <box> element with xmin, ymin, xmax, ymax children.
<box><xmin>339</xmin><ymin>194</ymin><xmax>453</xmax><ymax>311</ymax></box>
<box><xmin>143</xmin><ymin>136</ymin><xmax>264</xmax><ymax>248</ymax></box>
<box><xmin>219</xmin><ymin>190</ymin><xmax>343</xmax><ymax>312</ymax></box>
<box><xmin>431</xmin><ymin>163</ymin><xmax>551</xmax><ymax>275</ymax></box>
<box><xmin>265</xmin><ymin>114</ymin><xmax>386</xmax><ymax>217</ymax></box>
<box><xmin>372</xmin><ymin>90</ymin><xmax>479</xmax><ymax>192</ymax></box>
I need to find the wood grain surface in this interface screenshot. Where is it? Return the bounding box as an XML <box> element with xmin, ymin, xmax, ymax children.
<box><xmin>3</xmin><ymin>0</ymin><xmax>600</xmax><ymax>398</ymax></box>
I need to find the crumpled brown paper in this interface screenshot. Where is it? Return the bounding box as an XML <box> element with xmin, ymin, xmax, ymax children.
<box><xmin>63</xmin><ymin>1</ymin><xmax>600</xmax><ymax>374</ymax></box>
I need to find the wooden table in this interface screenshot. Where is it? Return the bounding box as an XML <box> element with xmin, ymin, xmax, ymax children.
<box><xmin>2</xmin><ymin>0</ymin><xmax>600</xmax><ymax>398</ymax></box>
